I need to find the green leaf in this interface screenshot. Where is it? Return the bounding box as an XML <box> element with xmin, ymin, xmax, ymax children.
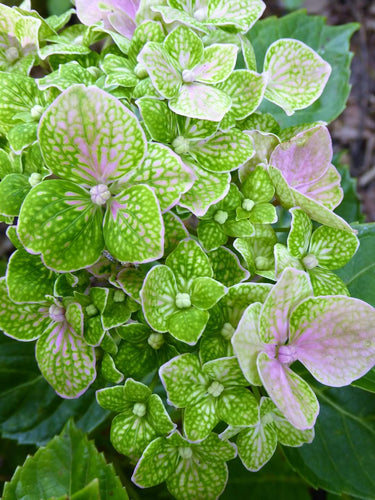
<box><xmin>0</xmin><ymin>173</ymin><xmax>30</xmax><ymax>216</ymax></box>
<box><xmin>7</xmin><ymin>249</ymin><xmax>56</xmax><ymax>303</ymax></box>
<box><xmin>352</xmin><ymin>368</ymin><xmax>375</xmax><ymax>394</ymax></box>
<box><xmin>18</xmin><ymin>180</ymin><xmax>104</xmax><ymax>272</ymax></box>
<box><xmin>104</xmin><ymin>184</ymin><xmax>163</xmax><ymax>263</ymax></box>
<box><xmin>222</xmin><ymin>452</ymin><xmax>311</xmax><ymax>499</ymax></box>
<box><xmin>249</xmin><ymin>10</ymin><xmax>359</xmax><ymax>126</ymax></box>
<box><xmin>284</xmin><ymin>385</ymin><xmax>375</xmax><ymax>498</ymax></box>
<box><xmin>334</xmin><ymin>159</ymin><xmax>365</xmax><ymax>223</ymax></box>
<box><xmin>0</xmin><ymin>334</ymin><xmax>108</xmax><ymax>446</ymax></box>
<box><xmin>2</xmin><ymin>420</ymin><xmax>128</xmax><ymax>499</ymax></box>
<box><xmin>336</xmin><ymin>223</ymin><xmax>375</xmax><ymax>306</ymax></box>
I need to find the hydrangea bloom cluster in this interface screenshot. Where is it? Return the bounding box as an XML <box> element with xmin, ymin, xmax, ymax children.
<box><xmin>0</xmin><ymin>1</ymin><xmax>373</xmax><ymax>498</ymax></box>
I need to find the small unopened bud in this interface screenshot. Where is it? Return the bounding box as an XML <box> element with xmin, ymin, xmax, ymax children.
<box><xmin>172</xmin><ymin>135</ymin><xmax>190</xmax><ymax>155</ymax></box>
<box><xmin>49</xmin><ymin>304</ymin><xmax>65</xmax><ymax>322</ymax></box>
<box><xmin>214</xmin><ymin>210</ymin><xmax>228</xmax><ymax>225</ymax></box>
<box><xmin>207</xmin><ymin>381</ymin><xmax>224</xmax><ymax>397</ymax></box>
<box><xmin>193</xmin><ymin>7</ymin><xmax>207</xmax><ymax>22</ymax></box>
<box><xmin>5</xmin><ymin>47</ymin><xmax>19</xmax><ymax>63</ymax></box>
<box><xmin>90</xmin><ymin>184</ymin><xmax>111</xmax><ymax>205</ymax></box>
<box><xmin>28</xmin><ymin>172</ymin><xmax>42</xmax><ymax>187</ymax></box>
<box><xmin>175</xmin><ymin>292</ymin><xmax>191</xmax><ymax>309</ymax></box>
<box><xmin>147</xmin><ymin>333</ymin><xmax>164</xmax><ymax>350</ymax></box>
<box><xmin>85</xmin><ymin>304</ymin><xmax>98</xmax><ymax>317</ymax></box>
<box><xmin>179</xmin><ymin>447</ymin><xmax>193</xmax><ymax>459</ymax></box>
<box><xmin>113</xmin><ymin>290</ymin><xmax>125</xmax><ymax>302</ymax></box>
<box><xmin>30</xmin><ymin>104</ymin><xmax>44</xmax><ymax>120</ymax></box>
<box><xmin>302</xmin><ymin>253</ymin><xmax>319</xmax><ymax>270</ymax></box>
<box><xmin>133</xmin><ymin>402</ymin><xmax>147</xmax><ymax>417</ymax></box>
<box><xmin>255</xmin><ymin>256</ymin><xmax>268</xmax><ymax>270</ymax></box>
<box><xmin>182</xmin><ymin>69</ymin><xmax>196</xmax><ymax>83</ymax></box>
<box><xmin>221</xmin><ymin>322</ymin><xmax>235</xmax><ymax>340</ymax></box>
<box><xmin>242</xmin><ymin>198</ymin><xmax>255</xmax><ymax>212</ymax></box>
<box><xmin>134</xmin><ymin>63</ymin><xmax>148</xmax><ymax>79</ymax></box>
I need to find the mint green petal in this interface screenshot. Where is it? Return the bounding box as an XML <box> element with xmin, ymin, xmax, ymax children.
<box><xmin>7</xmin><ymin>249</ymin><xmax>56</xmax><ymax>303</ymax></box>
<box><xmin>208</xmin><ymin>0</ymin><xmax>265</xmax><ymax>31</ymax></box>
<box><xmin>138</xmin><ymin>42</ymin><xmax>182</xmax><ymax>98</ymax></box>
<box><xmin>141</xmin><ymin>265</ymin><xmax>178</xmax><ymax>332</ymax></box>
<box><xmin>241</xmin><ymin>165</ymin><xmax>275</xmax><ymax>203</ymax></box>
<box><xmin>203</xmin><ymin>356</ymin><xmax>249</xmax><ymax>386</ymax></box>
<box><xmin>308</xmin><ymin>267</ymin><xmax>349</xmax><ymax>296</ymax></box>
<box><xmin>125</xmin><ymin>142</ymin><xmax>194</xmax><ymax>212</ymax></box>
<box><xmin>0</xmin><ymin>278</ymin><xmax>50</xmax><ymax>341</ymax></box>
<box><xmin>132</xmin><ymin>436</ymin><xmax>179</xmax><ymax>488</ymax></box>
<box><xmin>169</xmin><ymin>82</ymin><xmax>231</xmax><ymax>122</ymax></box>
<box><xmin>274</xmin><ymin>243</ymin><xmax>304</xmax><ymax>277</ymax></box>
<box><xmin>39</xmin><ymin>85</ymin><xmax>146</xmax><ymax>185</ymax></box>
<box><xmin>148</xmin><ymin>394</ymin><xmax>176</xmax><ymax>434</ymax></box>
<box><xmin>101</xmin><ymin>353</ymin><xmax>124</xmax><ymax>384</ymax></box>
<box><xmin>167</xmin><ymin>455</ymin><xmax>230</xmax><ymax>500</ymax></box>
<box><xmin>191</xmin><ymin>129</ymin><xmax>254</xmax><ymax>173</ymax></box>
<box><xmin>36</xmin><ymin>322</ymin><xmax>96</xmax><ymax>399</ymax></box>
<box><xmin>231</xmin><ymin>302</ymin><xmax>263</xmax><ymax>386</ymax></box>
<box><xmin>111</xmin><ymin>412</ymin><xmax>157</xmax><ymax>459</ymax></box>
<box><xmin>178</xmin><ymin>163</ymin><xmax>230</xmax><ymax>217</ymax></box>
<box><xmin>218</xmin><ymin>387</ymin><xmax>258</xmax><ymax>427</ymax></box>
<box><xmin>166</xmin><ymin>239</ymin><xmax>212</xmax><ymax>290</ymax></box>
<box><xmin>309</xmin><ymin>225</ymin><xmax>359</xmax><ymax>270</ymax></box>
<box><xmin>184</xmin><ymin>398</ymin><xmax>219</xmax><ymax>442</ymax></box>
<box><xmin>264</xmin><ymin>39</ymin><xmax>331</xmax><ymax>115</ymax></box>
<box><xmin>18</xmin><ymin>180</ymin><xmax>104</xmax><ymax>272</ymax></box>
<box><xmin>249</xmin><ymin>203</ymin><xmax>277</xmax><ymax>224</ymax></box>
<box><xmin>136</xmin><ymin>97</ymin><xmax>177</xmax><ymax>143</ymax></box>
<box><xmin>104</xmin><ymin>184</ymin><xmax>163</xmax><ymax>263</ymax></box>
<box><xmin>124</xmin><ymin>378</ymin><xmax>152</xmax><ymax>402</ymax></box>
<box><xmin>168</xmin><ymin>307</ymin><xmax>209</xmax><ymax>344</ymax></box>
<box><xmin>159</xmin><ymin>353</ymin><xmax>209</xmax><ymax>407</ymax></box>
<box><xmin>0</xmin><ymin>174</ymin><xmax>30</xmax><ymax>216</ymax></box>
<box><xmin>197</xmin><ymin>220</ymin><xmax>228</xmax><ymax>251</ymax></box>
<box><xmin>236</xmin><ymin>422</ymin><xmax>277</xmax><ymax>472</ymax></box>
<box><xmin>190</xmin><ymin>277</ymin><xmax>226</xmax><ymax>310</ymax></box>
<box><xmin>208</xmin><ymin>246</ymin><xmax>249</xmax><ymax>287</ymax></box>
<box><xmin>288</xmin><ymin>208</ymin><xmax>312</xmax><ymax>259</ymax></box>
<box><xmin>164</xmin><ymin>25</ymin><xmax>204</xmax><ymax>70</ymax></box>
<box><xmin>96</xmin><ymin>385</ymin><xmax>128</xmax><ymax>413</ymax></box>
<box><xmin>217</xmin><ymin>70</ymin><xmax>266</xmax><ymax>121</ymax></box>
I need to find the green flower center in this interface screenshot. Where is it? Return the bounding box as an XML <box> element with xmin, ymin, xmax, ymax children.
<box><xmin>28</xmin><ymin>172</ymin><xmax>42</xmax><ymax>187</ymax></box>
<box><xmin>181</xmin><ymin>69</ymin><xmax>196</xmax><ymax>83</ymax></box>
<box><xmin>175</xmin><ymin>292</ymin><xmax>191</xmax><ymax>309</ymax></box>
<box><xmin>134</xmin><ymin>63</ymin><xmax>148</xmax><ymax>79</ymax></box>
<box><xmin>90</xmin><ymin>184</ymin><xmax>111</xmax><ymax>206</ymax></box>
<box><xmin>207</xmin><ymin>381</ymin><xmax>224</xmax><ymax>397</ymax></box>
<box><xmin>302</xmin><ymin>253</ymin><xmax>319</xmax><ymax>270</ymax></box>
<box><xmin>85</xmin><ymin>304</ymin><xmax>98</xmax><ymax>317</ymax></box>
<box><xmin>133</xmin><ymin>402</ymin><xmax>147</xmax><ymax>417</ymax></box>
<box><xmin>49</xmin><ymin>304</ymin><xmax>65</xmax><ymax>323</ymax></box>
<box><xmin>113</xmin><ymin>290</ymin><xmax>126</xmax><ymax>302</ymax></box>
<box><xmin>214</xmin><ymin>210</ymin><xmax>228</xmax><ymax>225</ymax></box>
<box><xmin>178</xmin><ymin>446</ymin><xmax>193</xmax><ymax>459</ymax></box>
<box><xmin>221</xmin><ymin>322</ymin><xmax>235</xmax><ymax>340</ymax></box>
<box><xmin>30</xmin><ymin>104</ymin><xmax>44</xmax><ymax>120</ymax></box>
<box><xmin>5</xmin><ymin>47</ymin><xmax>19</xmax><ymax>63</ymax></box>
<box><xmin>172</xmin><ymin>135</ymin><xmax>190</xmax><ymax>155</ymax></box>
<box><xmin>147</xmin><ymin>333</ymin><xmax>164</xmax><ymax>350</ymax></box>
<box><xmin>242</xmin><ymin>198</ymin><xmax>255</xmax><ymax>211</ymax></box>
<box><xmin>255</xmin><ymin>256</ymin><xmax>268</xmax><ymax>270</ymax></box>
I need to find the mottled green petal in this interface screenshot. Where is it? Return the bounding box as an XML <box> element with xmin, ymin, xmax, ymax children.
<box><xmin>308</xmin><ymin>267</ymin><xmax>349</xmax><ymax>296</ymax></box>
<box><xmin>288</xmin><ymin>208</ymin><xmax>312</xmax><ymax>258</ymax></box>
<box><xmin>274</xmin><ymin>243</ymin><xmax>304</xmax><ymax>277</ymax></box>
<box><xmin>236</xmin><ymin>422</ymin><xmax>277</xmax><ymax>471</ymax></box>
<box><xmin>96</xmin><ymin>385</ymin><xmax>128</xmax><ymax>412</ymax></box>
<box><xmin>168</xmin><ymin>307</ymin><xmax>209</xmax><ymax>344</ymax></box>
<box><xmin>208</xmin><ymin>246</ymin><xmax>249</xmax><ymax>286</ymax></box>
<box><xmin>136</xmin><ymin>97</ymin><xmax>177</xmax><ymax>143</ymax></box>
<box><xmin>164</xmin><ymin>25</ymin><xmax>204</xmax><ymax>70</ymax></box>
<box><xmin>190</xmin><ymin>277</ymin><xmax>226</xmax><ymax>310</ymax></box>
<box><xmin>309</xmin><ymin>225</ymin><xmax>359</xmax><ymax>270</ymax></box>
<box><xmin>184</xmin><ymin>398</ymin><xmax>219</xmax><ymax>442</ymax></box>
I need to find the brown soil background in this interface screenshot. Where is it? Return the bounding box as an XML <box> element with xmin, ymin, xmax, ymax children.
<box><xmin>269</xmin><ymin>0</ymin><xmax>375</xmax><ymax>221</ymax></box>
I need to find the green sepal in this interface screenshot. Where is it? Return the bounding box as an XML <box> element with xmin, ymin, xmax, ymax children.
<box><xmin>117</xmin><ymin>266</ymin><xmax>146</xmax><ymax>303</ymax></box>
<box><xmin>7</xmin><ymin>249</ymin><xmax>56</xmax><ymax>303</ymax></box>
<box><xmin>37</xmin><ymin>62</ymin><xmax>97</xmax><ymax>91</ymax></box>
<box><xmin>136</xmin><ymin>97</ymin><xmax>177</xmax><ymax>143</ymax></box>
<box><xmin>101</xmin><ymin>289</ymin><xmax>132</xmax><ymax>329</ymax></box>
<box><xmin>18</xmin><ymin>180</ymin><xmax>104</xmax><ymax>272</ymax></box>
<box><xmin>308</xmin><ymin>267</ymin><xmax>349</xmax><ymax>296</ymax></box>
<box><xmin>197</xmin><ymin>220</ymin><xmax>228</xmax><ymax>251</ymax></box>
<box><xmin>168</xmin><ymin>307</ymin><xmax>209</xmax><ymax>344</ymax></box>
<box><xmin>288</xmin><ymin>208</ymin><xmax>312</xmax><ymax>258</ymax></box>
<box><xmin>208</xmin><ymin>246</ymin><xmax>249</xmax><ymax>287</ymax></box>
<box><xmin>0</xmin><ymin>173</ymin><xmax>30</xmax><ymax>216</ymax></box>
<box><xmin>190</xmin><ymin>277</ymin><xmax>226</xmax><ymax>310</ymax></box>
<box><xmin>309</xmin><ymin>225</ymin><xmax>359</xmax><ymax>270</ymax></box>
<box><xmin>218</xmin><ymin>387</ymin><xmax>258</xmax><ymax>428</ymax></box>
<box><xmin>163</xmin><ymin>211</ymin><xmax>189</xmax><ymax>256</ymax></box>
<box><xmin>101</xmin><ymin>353</ymin><xmax>124</xmax><ymax>384</ymax></box>
<box><xmin>96</xmin><ymin>385</ymin><xmax>129</xmax><ymax>413</ymax></box>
